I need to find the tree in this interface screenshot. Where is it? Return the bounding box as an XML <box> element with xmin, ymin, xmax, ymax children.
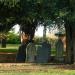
<box><xmin>0</xmin><ymin>0</ymin><xmax>20</xmax><ymax>47</ymax></box>
<box><xmin>0</xmin><ymin>0</ymin><xmax>59</xmax><ymax>40</ymax></box>
<box><xmin>0</xmin><ymin>0</ymin><xmax>75</xmax><ymax>63</ymax></box>
<box><xmin>55</xmin><ymin>0</ymin><xmax>75</xmax><ymax>64</ymax></box>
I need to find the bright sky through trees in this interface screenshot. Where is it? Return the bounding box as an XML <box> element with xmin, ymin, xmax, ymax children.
<box><xmin>12</xmin><ymin>24</ymin><xmax>58</xmax><ymax>38</ymax></box>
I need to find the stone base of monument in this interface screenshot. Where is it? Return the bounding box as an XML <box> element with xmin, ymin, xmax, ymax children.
<box><xmin>36</xmin><ymin>42</ymin><xmax>51</xmax><ymax>63</ymax></box>
<box><xmin>55</xmin><ymin>57</ymin><xmax>64</xmax><ymax>63</ymax></box>
<box><xmin>26</xmin><ymin>42</ymin><xmax>36</xmax><ymax>63</ymax></box>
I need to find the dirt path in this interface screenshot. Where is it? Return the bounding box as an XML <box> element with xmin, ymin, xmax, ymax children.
<box><xmin>0</xmin><ymin>63</ymin><xmax>74</xmax><ymax>72</ymax></box>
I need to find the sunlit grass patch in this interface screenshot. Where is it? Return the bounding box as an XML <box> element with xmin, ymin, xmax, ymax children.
<box><xmin>0</xmin><ymin>70</ymin><xmax>75</xmax><ymax>75</ymax></box>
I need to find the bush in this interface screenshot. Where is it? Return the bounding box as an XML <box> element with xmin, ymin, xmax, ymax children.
<box><xmin>34</xmin><ymin>37</ymin><xmax>43</xmax><ymax>44</ymax></box>
<box><xmin>7</xmin><ymin>32</ymin><xmax>20</xmax><ymax>44</ymax></box>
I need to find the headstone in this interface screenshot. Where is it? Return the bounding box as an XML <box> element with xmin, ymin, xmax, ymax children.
<box><xmin>36</xmin><ymin>42</ymin><xmax>51</xmax><ymax>63</ymax></box>
<box><xmin>16</xmin><ymin>32</ymin><xmax>30</xmax><ymax>63</ymax></box>
<box><xmin>55</xmin><ymin>39</ymin><xmax>64</xmax><ymax>62</ymax></box>
<box><xmin>16</xmin><ymin>43</ymin><xmax>27</xmax><ymax>63</ymax></box>
<box><xmin>1</xmin><ymin>38</ymin><xmax>6</xmax><ymax>48</ymax></box>
<box><xmin>26</xmin><ymin>42</ymin><xmax>36</xmax><ymax>63</ymax></box>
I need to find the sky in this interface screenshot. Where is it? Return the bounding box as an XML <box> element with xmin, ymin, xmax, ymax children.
<box><xmin>12</xmin><ymin>24</ymin><xmax>58</xmax><ymax>38</ymax></box>
<box><xmin>12</xmin><ymin>24</ymin><xmax>20</xmax><ymax>34</ymax></box>
<box><xmin>12</xmin><ymin>24</ymin><xmax>44</xmax><ymax>37</ymax></box>
<box><xmin>35</xmin><ymin>26</ymin><xmax>44</xmax><ymax>37</ymax></box>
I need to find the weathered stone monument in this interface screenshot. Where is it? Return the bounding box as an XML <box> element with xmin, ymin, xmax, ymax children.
<box><xmin>16</xmin><ymin>43</ymin><xmax>27</xmax><ymax>63</ymax></box>
<box><xmin>36</xmin><ymin>41</ymin><xmax>51</xmax><ymax>63</ymax></box>
<box><xmin>26</xmin><ymin>42</ymin><xmax>36</xmax><ymax>63</ymax></box>
<box><xmin>55</xmin><ymin>32</ymin><xmax>65</xmax><ymax>62</ymax></box>
<box><xmin>16</xmin><ymin>32</ymin><xmax>29</xmax><ymax>63</ymax></box>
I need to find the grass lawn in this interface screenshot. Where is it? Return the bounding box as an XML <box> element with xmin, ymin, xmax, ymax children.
<box><xmin>0</xmin><ymin>44</ymin><xmax>56</xmax><ymax>54</ymax></box>
<box><xmin>0</xmin><ymin>44</ymin><xmax>64</xmax><ymax>56</ymax></box>
<box><xmin>0</xmin><ymin>44</ymin><xmax>20</xmax><ymax>53</ymax></box>
<box><xmin>0</xmin><ymin>69</ymin><xmax>75</xmax><ymax>75</ymax></box>
<box><xmin>0</xmin><ymin>63</ymin><xmax>74</xmax><ymax>75</ymax></box>
<box><xmin>0</xmin><ymin>44</ymin><xmax>72</xmax><ymax>75</ymax></box>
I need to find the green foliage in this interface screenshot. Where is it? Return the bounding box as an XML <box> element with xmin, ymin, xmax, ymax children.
<box><xmin>34</xmin><ymin>37</ymin><xmax>43</xmax><ymax>44</ymax></box>
<box><xmin>34</xmin><ymin>37</ymin><xmax>56</xmax><ymax>44</ymax></box>
<box><xmin>0</xmin><ymin>0</ymin><xmax>75</xmax><ymax>36</ymax></box>
<box><xmin>0</xmin><ymin>0</ymin><xmax>20</xmax><ymax>32</ymax></box>
<box><xmin>0</xmin><ymin>0</ymin><xmax>59</xmax><ymax>32</ymax></box>
<box><xmin>7</xmin><ymin>32</ymin><xmax>20</xmax><ymax>44</ymax></box>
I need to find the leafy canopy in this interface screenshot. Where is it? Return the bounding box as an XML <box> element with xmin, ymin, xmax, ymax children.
<box><xmin>0</xmin><ymin>0</ymin><xmax>75</xmax><ymax>32</ymax></box>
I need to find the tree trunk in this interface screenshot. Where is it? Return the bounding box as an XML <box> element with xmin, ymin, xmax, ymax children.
<box><xmin>29</xmin><ymin>27</ymin><xmax>35</xmax><ymax>42</ymax></box>
<box><xmin>1</xmin><ymin>38</ymin><xmax>6</xmax><ymax>48</ymax></box>
<box><xmin>71</xmin><ymin>24</ymin><xmax>75</xmax><ymax>63</ymax></box>
<box><xmin>43</xmin><ymin>24</ymin><xmax>46</xmax><ymax>41</ymax></box>
<box><xmin>65</xmin><ymin>21</ymin><xmax>74</xmax><ymax>64</ymax></box>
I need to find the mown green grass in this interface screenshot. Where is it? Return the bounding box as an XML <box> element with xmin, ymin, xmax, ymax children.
<box><xmin>0</xmin><ymin>44</ymin><xmax>19</xmax><ymax>53</ymax></box>
<box><xmin>0</xmin><ymin>44</ymin><xmax>56</xmax><ymax>53</ymax></box>
<box><xmin>0</xmin><ymin>44</ymin><xmax>60</xmax><ymax>56</ymax></box>
<box><xmin>0</xmin><ymin>48</ymin><xmax>17</xmax><ymax>53</ymax></box>
<box><xmin>0</xmin><ymin>70</ymin><xmax>75</xmax><ymax>75</ymax></box>
<box><xmin>6</xmin><ymin>44</ymin><xmax>20</xmax><ymax>48</ymax></box>
<box><xmin>0</xmin><ymin>44</ymin><xmax>20</xmax><ymax>48</ymax></box>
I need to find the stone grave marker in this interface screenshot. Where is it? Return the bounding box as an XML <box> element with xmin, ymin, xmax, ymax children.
<box><xmin>36</xmin><ymin>42</ymin><xmax>51</xmax><ymax>63</ymax></box>
<box><xmin>16</xmin><ymin>43</ymin><xmax>27</xmax><ymax>63</ymax></box>
<box><xmin>26</xmin><ymin>42</ymin><xmax>36</xmax><ymax>63</ymax></box>
<box><xmin>55</xmin><ymin>39</ymin><xmax>64</xmax><ymax>62</ymax></box>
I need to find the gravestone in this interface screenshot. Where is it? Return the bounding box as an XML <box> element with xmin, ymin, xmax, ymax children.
<box><xmin>1</xmin><ymin>38</ymin><xmax>6</xmax><ymax>48</ymax></box>
<box><xmin>16</xmin><ymin>43</ymin><xmax>28</xmax><ymax>63</ymax></box>
<box><xmin>16</xmin><ymin>32</ymin><xmax>30</xmax><ymax>63</ymax></box>
<box><xmin>26</xmin><ymin>42</ymin><xmax>36</xmax><ymax>63</ymax></box>
<box><xmin>36</xmin><ymin>41</ymin><xmax>51</xmax><ymax>63</ymax></box>
<box><xmin>55</xmin><ymin>39</ymin><xmax>64</xmax><ymax>62</ymax></box>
